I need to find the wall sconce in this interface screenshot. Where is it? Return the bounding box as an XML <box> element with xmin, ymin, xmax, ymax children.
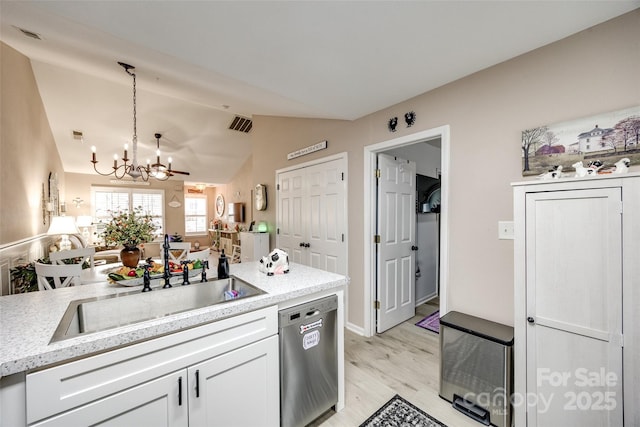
<box><xmin>71</xmin><ymin>197</ymin><xmax>84</xmax><ymax>208</ymax></box>
<box><xmin>41</xmin><ymin>182</ymin><xmax>56</xmax><ymax>225</ymax></box>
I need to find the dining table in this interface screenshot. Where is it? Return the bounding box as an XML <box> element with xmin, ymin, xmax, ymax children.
<box><xmin>79</xmin><ymin>262</ymin><xmax>120</xmax><ymax>285</ymax></box>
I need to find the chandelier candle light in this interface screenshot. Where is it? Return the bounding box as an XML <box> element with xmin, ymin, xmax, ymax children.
<box><xmin>90</xmin><ymin>62</ymin><xmax>189</xmax><ymax>182</ymax></box>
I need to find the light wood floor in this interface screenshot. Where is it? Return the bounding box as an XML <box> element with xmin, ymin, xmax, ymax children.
<box><xmin>316</xmin><ymin>301</ymin><xmax>480</xmax><ymax>427</ymax></box>
<box><xmin>208</xmin><ymin>248</ymin><xmax>480</xmax><ymax>426</ymax></box>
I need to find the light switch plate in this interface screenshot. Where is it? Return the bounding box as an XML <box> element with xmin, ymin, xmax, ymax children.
<box><xmin>498</xmin><ymin>221</ymin><xmax>514</xmax><ymax>240</ymax></box>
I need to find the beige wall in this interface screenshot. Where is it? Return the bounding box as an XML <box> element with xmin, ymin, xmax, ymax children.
<box><xmin>252</xmin><ymin>10</ymin><xmax>640</xmax><ymax>329</ymax></box>
<box><xmin>64</xmin><ymin>172</ymin><xmax>186</xmax><ymax>241</ymax></box>
<box><xmin>2</xmin><ymin>12</ymin><xmax>638</xmax><ymax>322</ymax></box>
<box><xmin>0</xmin><ymin>43</ymin><xmax>66</xmax><ymax>245</ymax></box>
<box><xmin>212</xmin><ymin>155</ymin><xmax>254</xmax><ymax>228</ymax></box>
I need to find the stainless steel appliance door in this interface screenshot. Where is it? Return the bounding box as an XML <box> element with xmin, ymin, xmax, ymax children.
<box><xmin>279</xmin><ymin>295</ymin><xmax>338</xmax><ymax>427</ymax></box>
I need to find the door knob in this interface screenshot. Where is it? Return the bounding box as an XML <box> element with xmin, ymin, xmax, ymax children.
<box><xmin>527</xmin><ymin>317</ymin><xmax>535</xmax><ymax>324</ymax></box>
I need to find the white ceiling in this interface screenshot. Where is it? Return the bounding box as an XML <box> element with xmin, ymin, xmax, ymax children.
<box><xmin>1</xmin><ymin>1</ymin><xmax>638</xmax><ymax>185</ymax></box>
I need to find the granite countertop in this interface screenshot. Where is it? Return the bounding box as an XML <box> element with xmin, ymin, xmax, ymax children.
<box><xmin>0</xmin><ymin>262</ymin><xmax>348</xmax><ymax>377</ymax></box>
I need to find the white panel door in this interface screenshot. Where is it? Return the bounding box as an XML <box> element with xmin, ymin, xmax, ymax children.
<box><xmin>376</xmin><ymin>153</ymin><xmax>416</xmax><ymax>333</ymax></box>
<box><xmin>306</xmin><ymin>161</ymin><xmax>346</xmax><ymax>274</ymax></box>
<box><xmin>525</xmin><ymin>188</ymin><xmax>623</xmax><ymax>427</ymax></box>
<box><xmin>277</xmin><ymin>169</ymin><xmax>306</xmax><ymax>264</ymax></box>
<box><xmin>276</xmin><ymin>156</ymin><xmax>347</xmax><ymax>276</ymax></box>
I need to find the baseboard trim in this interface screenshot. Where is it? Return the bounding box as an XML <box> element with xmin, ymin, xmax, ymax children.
<box><xmin>346</xmin><ymin>321</ymin><xmax>366</xmax><ymax>336</ymax></box>
<box><xmin>416</xmin><ymin>293</ymin><xmax>438</xmax><ymax>307</ymax></box>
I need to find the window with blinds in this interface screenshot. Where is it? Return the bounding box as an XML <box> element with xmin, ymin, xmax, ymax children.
<box><xmin>184</xmin><ymin>195</ymin><xmax>207</xmax><ymax>235</ymax></box>
<box><xmin>92</xmin><ymin>187</ymin><xmax>165</xmax><ymax>242</ymax></box>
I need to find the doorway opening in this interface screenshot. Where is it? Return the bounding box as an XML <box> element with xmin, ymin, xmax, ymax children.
<box><xmin>363</xmin><ymin>125</ymin><xmax>450</xmax><ymax>337</ymax></box>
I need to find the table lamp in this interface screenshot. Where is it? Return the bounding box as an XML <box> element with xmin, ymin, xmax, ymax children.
<box><xmin>47</xmin><ymin>216</ymin><xmax>80</xmax><ymax>251</ymax></box>
<box><xmin>76</xmin><ymin>216</ymin><xmax>93</xmax><ymax>245</ymax></box>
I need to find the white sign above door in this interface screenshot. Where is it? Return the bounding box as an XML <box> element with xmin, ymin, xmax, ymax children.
<box><xmin>287</xmin><ymin>140</ymin><xmax>327</xmax><ymax>160</ymax></box>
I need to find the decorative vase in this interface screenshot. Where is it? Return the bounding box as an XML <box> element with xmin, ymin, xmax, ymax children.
<box><xmin>120</xmin><ymin>246</ymin><xmax>141</xmax><ymax>268</ymax></box>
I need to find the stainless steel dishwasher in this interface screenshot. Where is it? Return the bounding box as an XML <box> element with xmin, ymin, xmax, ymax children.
<box><xmin>279</xmin><ymin>295</ymin><xmax>338</xmax><ymax>427</ymax></box>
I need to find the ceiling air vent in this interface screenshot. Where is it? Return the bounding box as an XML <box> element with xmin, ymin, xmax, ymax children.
<box><xmin>16</xmin><ymin>27</ymin><xmax>42</xmax><ymax>40</ymax></box>
<box><xmin>229</xmin><ymin>116</ymin><xmax>252</xmax><ymax>133</ymax></box>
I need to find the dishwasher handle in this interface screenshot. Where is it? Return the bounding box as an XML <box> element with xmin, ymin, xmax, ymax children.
<box><xmin>306</xmin><ymin>310</ymin><xmax>320</xmax><ymax>318</ymax></box>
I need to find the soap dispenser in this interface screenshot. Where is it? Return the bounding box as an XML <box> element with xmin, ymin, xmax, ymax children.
<box><xmin>217</xmin><ymin>249</ymin><xmax>230</xmax><ymax>279</ymax></box>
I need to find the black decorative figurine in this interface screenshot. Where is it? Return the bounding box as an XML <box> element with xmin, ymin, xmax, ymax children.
<box><xmin>388</xmin><ymin>117</ymin><xmax>398</xmax><ymax>132</ymax></box>
<box><xmin>405</xmin><ymin>111</ymin><xmax>416</xmax><ymax>127</ymax></box>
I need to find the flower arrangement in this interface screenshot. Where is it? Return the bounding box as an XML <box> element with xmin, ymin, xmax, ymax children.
<box><xmin>101</xmin><ymin>207</ymin><xmax>158</xmax><ymax>248</ymax></box>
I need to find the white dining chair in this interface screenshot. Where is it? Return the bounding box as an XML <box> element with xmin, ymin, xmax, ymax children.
<box><xmin>34</xmin><ymin>262</ymin><xmax>83</xmax><ymax>290</ymax></box>
<box><xmin>189</xmin><ymin>248</ymin><xmax>211</xmax><ymax>262</ymax></box>
<box><xmin>231</xmin><ymin>245</ymin><xmax>242</xmax><ymax>264</ymax></box>
<box><xmin>161</xmin><ymin>242</ymin><xmax>191</xmax><ymax>263</ymax></box>
<box><xmin>49</xmin><ymin>247</ymin><xmax>96</xmax><ymax>270</ymax></box>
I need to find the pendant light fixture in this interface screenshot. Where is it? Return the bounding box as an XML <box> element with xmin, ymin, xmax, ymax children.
<box><xmin>89</xmin><ymin>62</ymin><xmax>188</xmax><ymax>181</ymax></box>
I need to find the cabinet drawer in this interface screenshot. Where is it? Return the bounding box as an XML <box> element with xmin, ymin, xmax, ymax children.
<box><xmin>26</xmin><ymin>305</ymin><xmax>277</xmax><ymax>424</ymax></box>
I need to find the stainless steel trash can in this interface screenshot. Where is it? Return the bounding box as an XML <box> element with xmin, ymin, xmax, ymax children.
<box><xmin>439</xmin><ymin>311</ymin><xmax>514</xmax><ymax>427</ymax></box>
<box><xmin>279</xmin><ymin>295</ymin><xmax>338</xmax><ymax>427</ymax></box>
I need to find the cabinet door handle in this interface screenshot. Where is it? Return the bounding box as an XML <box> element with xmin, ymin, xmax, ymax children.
<box><xmin>527</xmin><ymin>316</ymin><xmax>535</xmax><ymax>324</ymax></box>
<box><xmin>178</xmin><ymin>376</ymin><xmax>183</xmax><ymax>406</ymax></box>
<box><xmin>195</xmin><ymin>370</ymin><xmax>200</xmax><ymax>398</ymax></box>
<box><xmin>304</xmin><ymin>243</ymin><xmax>310</xmax><ymax>248</ymax></box>
<box><xmin>411</xmin><ymin>245</ymin><xmax>418</xmax><ymax>251</ymax></box>
<box><xmin>299</xmin><ymin>242</ymin><xmax>305</xmax><ymax>247</ymax></box>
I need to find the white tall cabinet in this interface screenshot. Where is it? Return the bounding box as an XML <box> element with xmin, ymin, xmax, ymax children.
<box><xmin>240</xmin><ymin>232</ymin><xmax>270</xmax><ymax>262</ymax></box>
<box><xmin>513</xmin><ymin>174</ymin><xmax>640</xmax><ymax>427</ymax></box>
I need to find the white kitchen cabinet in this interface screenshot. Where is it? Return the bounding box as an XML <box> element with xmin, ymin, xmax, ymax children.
<box><xmin>32</xmin><ymin>370</ymin><xmax>188</xmax><ymax>427</ymax></box>
<box><xmin>26</xmin><ymin>306</ymin><xmax>278</xmax><ymax>427</ymax></box>
<box><xmin>240</xmin><ymin>231</ymin><xmax>269</xmax><ymax>262</ymax></box>
<box><xmin>189</xmin><ymin>335</ymin><xmax>279</xmax><ymax>426</ymax></box>
<box><xmin>513</xmin><ymin>174</ymin><xmax>640</xmax><ymax>427</ymax></box>
<box><xmin>276</xmin><ymin>155</ymin><xmax>348</xmax><ymax>275</ymax></box>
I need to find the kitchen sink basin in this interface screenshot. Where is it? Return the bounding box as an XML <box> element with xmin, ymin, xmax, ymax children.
<box><xmin>50</xmin><ymin>276</ymin><xmax>266</xmax><ymax>343</ymax></box>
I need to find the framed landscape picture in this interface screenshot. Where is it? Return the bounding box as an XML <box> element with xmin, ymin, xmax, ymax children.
<box><xmin>521</xmin><ymin>106</ymin><xmax>640</xmax><ymax>176</ymax></box>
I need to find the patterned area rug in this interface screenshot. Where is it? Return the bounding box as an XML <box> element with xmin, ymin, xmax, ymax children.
<box><xmin>359</xmin><ymin>394</ymin><xmax>448</xmax><ymax>427</ymax></box>
<box><xmin>415</xmin><ymin>310</ymin><xmax>440</xmax><ymax>333</ymax></box>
